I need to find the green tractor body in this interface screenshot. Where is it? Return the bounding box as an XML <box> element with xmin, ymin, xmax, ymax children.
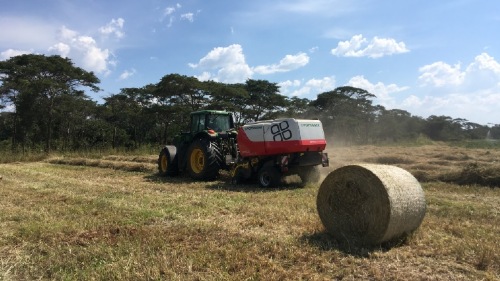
<box><xmin>158</xmin><ymin>110</ymin><xmax>238</xmax><ymax>180</ymax></box>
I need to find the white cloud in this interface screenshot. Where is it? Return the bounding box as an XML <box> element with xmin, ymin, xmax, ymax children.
<box><xmin>190</xmin><ymin>45</ymin><xmax>312</xmax><ymax>83</ymax></box>
<box><xmin>48</xmin><ymin>26</ymin><xmax>112</xmax><ymax>74</ymax></box>
<box><xmin>189</xmin><ymin>44</ymin><xmax>253</xmax><ymax>83</ymax></box>
<box><xmin>278</xmin><ymin>79</ymin><xmax>301</xmax><ymax>95</ymax></box>
<box><xmin>401</xmin><ymin>90</ymin><xmax>500</xmax><ymax>124</ymax></box>
<box><xmin>164</xmin><ymin>3</ymin><xmax>181</xmax><ymax>16</ymax></box>
<box><xmin>331</xmin><ymin>34</ymin><xmax>409</xmax><ymax>58</ymax></box>
<box><xmin>119</xmin><ymin>68</ymin><xmax>136</xmax><ymax>80</ymax></box>
<box><xmin>466</xmin><ymin>53</ymin><xmax>500</xmax><ymax>74</ymax></box>
<box><xmin>167</xmin><ymin>17</ymin><xmax>175</xmax><ymax>28</ymax></box>
<box><xmin>0</xmin><ymin>49</ymin><xmax>33</xmax><ymax>60</ymax></box>
<box><xmin>164</xmin><ymin>7</ymin><xmax>176</xmax><ymax>16</ymax></box>
<box><xmin>418</xmin><ymin>61</ymin><xmax>464</xmax><ymax>87</ymax></box>
<box><xmin>99</xmin><ymin>18</ymin><xmax>125</xmax><ymax>39</ymax></box>
<box><xmin>407</xmin><ymin>52</ymin><xmax>500</xmax><ymax>124</ymax></box>
<box><xmin>48</xmin><ymin>43</ymin><xmax>70</xmax><ymax>58</ymax></box>
<box><xmin>180</xmin><ymin>13</ymin><xmax>194</xmax><ymax>22</ymax></box>
<box><xmin>162</xmin><ymin>3</ymin><xmax>197</xmax><ymax>27</ymax></box>
<box><xmin>279</xmin><ymin>76</ymin><xmax>336</xmax><ymax>97</ymax></box>
<box><xmin>346</xmin><ymin>75</ymin><xmax>409</xmax><ymax>107</ymax></box>
<box><xmin>253</xmin><ymin>53</ymin><xmax>309</xmax><ymax>75</ymax></box>
<box><xmin>0</xmin><ymin>16</ymin><xmax>56</xmax><ymax>49</ymax></box>
<box><xmin>271</xmin><ymin>0</ymin><xmax>359</xmax><ymax>17</ymax></box>
<box><xmin>59</xmin><ymin>25</ymin><xmax>78</xmax><ymax>41</ymax></box>
<box><xmin>196</xmin><ymin>71</ymin><xmax>213</xmax><ymax>81</ymax></box>
<box><xmin>279</xmin><ymin>79</ymin><xmax>301</xmax><ymax>88</ymax></box>
<box><xmin>401</xmin><ymin>95</ymin><xmax>424</xmax><ymax>108</ymax></box>
<box><xmin>418</xmin><ymin>53</ymin><xmax>500</xmax><ymax>88</ymax></box>
<box><xmin>75</xmin><ymin>36</ymin><xmax>111</xmax><ymax>74</ymax></box>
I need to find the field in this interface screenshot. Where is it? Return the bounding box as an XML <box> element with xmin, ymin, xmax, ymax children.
<box><xmin>0</xmin><ymin>144</ymin><xmax>499</xmax><ymax>280</ymax></box>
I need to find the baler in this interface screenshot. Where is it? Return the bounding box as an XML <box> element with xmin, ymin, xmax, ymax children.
<box><xmin>158</xmin><ymin>110</ymin><xmax>329</xmax><ymax>187</ymax></box>
<box><xmin>231</xmin><ymin>118</ymin><xmax>329</xmax><ymax>187</ymax></box>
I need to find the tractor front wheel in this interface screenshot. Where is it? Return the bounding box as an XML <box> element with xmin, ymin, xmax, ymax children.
<box><xmin>187</xmin><ymin>139</ymin><xmax>220</xmax><ymax>180</ymax></box>
<box><xmin>158</xmin><ymin>146</ymin><xmax>178</xmax><ymax>176</ymax></box>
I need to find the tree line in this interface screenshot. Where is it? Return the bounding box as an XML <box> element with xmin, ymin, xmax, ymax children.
<box><xmin>1</xmin><ymin>54</ymin><xmax>498</xmax><ymax>153</ymax></box>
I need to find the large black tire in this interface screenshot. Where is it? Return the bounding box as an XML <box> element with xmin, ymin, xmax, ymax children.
<box><xmin>257</xmin><ymin>164</ymin><xmax>281</xmax><ymax>188</ymax></box>
<box><xmin>211</xmin><ymin>141</ymin><xmax>224</xmax><ymax>166</ymax></box>
<box><xmin>298</xmin><ymin>166</ymin><xmax>321</xmax><ymax>186</ymax></box>
<box><xmin>187</xmin><ymin>139</ymin><xmax>221</xmax><ymax>180</ymax></box>
<box><xmin>158</xmin><ymin>146</ymin><xmax>178</xmax><ymax>176</ymax></box>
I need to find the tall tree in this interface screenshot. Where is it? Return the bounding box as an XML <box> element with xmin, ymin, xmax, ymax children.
<box><xmin>103</xmin><ymin>86</ymin><xmax>157</xmax><ymax>148</ymax></box>
<box><xmin>201</xmin><ymin>81</ymin><xmax>249</xmax><ymax>125</ymax></box>
<box><xmin>244</xmin><ymin>79</ymin><xmax>287</xmax><ymax>121</ymax></box>
<box><xmin>0</xmin><ymin>54</ymin><xmax>100</xmax><ymax>152</ymax></box>
<box><xmin>283</xmin><ymin>96</ymin><xmax>311</xmax><ymax>118</ymax></box>
<box><xmin>311</xmin><ymin>86</ymin><xmax>376</xmax><ymax>144</ymax></box>
<box><xmin>424</xmin><ymin>115</ymin><xmax>463</xmax><ymax>141</ymax></box>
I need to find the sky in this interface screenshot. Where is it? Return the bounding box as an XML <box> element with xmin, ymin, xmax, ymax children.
<box><xmin>1</xmin><ymin>0</ymin><xmax>500</xmax><ymax>125</ymax></box>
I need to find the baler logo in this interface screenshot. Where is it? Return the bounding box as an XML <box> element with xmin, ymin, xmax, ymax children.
<box><xmin>271</xmin><ymin>121</ymin><xmax>292</xmax><ymax>141</ymax></box>
<box><xmin>244</xmin><ymin>126</ymin><xmax>263</xmax><ymax>131</ymax></box>
<box><xmin>301</xmin><ymin>123</ymin><xmax>320</xmax><ymax>127</ymax></box>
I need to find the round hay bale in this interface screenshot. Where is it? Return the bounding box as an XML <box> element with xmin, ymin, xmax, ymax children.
<box><xmin>317</xmin><ymin>164</ymin><xmax>426</xmax><ymax>246</ymax></box>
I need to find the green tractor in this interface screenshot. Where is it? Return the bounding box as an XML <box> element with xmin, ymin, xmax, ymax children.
<box><xmin>158</xmin><ymin>110</ymin><xmax>238</xmax><ymax>180</ymax></box>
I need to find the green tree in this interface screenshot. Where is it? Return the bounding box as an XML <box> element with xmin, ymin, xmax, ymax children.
<box><xmin>244</xmin><ymin>79</ymin><xmax>287</xmax><ymax>122</ymax></box>
<box><xmin>373</xmin><ymin>108</ymin><xmax>424</xmax><ymax>142</ymax></box>
<box><xmin>311</xmin><ymin>86</ymin><xmax>376</xmax><ymax>144</ymax></box>
<box><xmin>423</xmin><ymin>116</ymin><xmax>469</xmax><ymax>141</ymax></box>
<box><xmin>103</xmin><ymin>87</ymin><xmax>155</xmax><ymax>148</ymax></box>
<box><xmin>0</xmin><ymin>54</ymin><xmax>100</xmax><ymax>152</ymax></box>
<box><xmin>282</xmin><ymin>96</ymin><xmax>312</xmax><ymax>118</ymax></box>
<box><xmin>201</xmin><ymin>81</ymin><xmax>249</xmax><ymax>125</ymax></box>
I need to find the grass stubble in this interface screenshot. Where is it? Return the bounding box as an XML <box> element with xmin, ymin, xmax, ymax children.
<box><xmin>0</xmin><ymin>144</ymin><xmax>499</xmax><ymax>280</ymax></box>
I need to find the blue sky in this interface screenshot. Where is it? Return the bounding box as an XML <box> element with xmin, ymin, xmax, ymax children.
<box><xmin>1</xmin><ymin>0</ymin><xmax>500</xmax><ymax>125</ymax></box>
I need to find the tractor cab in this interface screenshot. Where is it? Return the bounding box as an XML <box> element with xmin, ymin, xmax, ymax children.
<box><xmin>189</xmin><ymin>110</ymin><xmax>234</xmax><ymax>134</ymax></box>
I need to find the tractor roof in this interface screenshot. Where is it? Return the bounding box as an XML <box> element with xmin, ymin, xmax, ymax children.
<box><xmin>190</xmin><ymin>110</ymin><xmax>231</xmax><ymax>116</ymax></box>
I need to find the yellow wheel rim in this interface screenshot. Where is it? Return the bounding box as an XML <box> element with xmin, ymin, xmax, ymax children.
<box><xmin>160</xmin><ymin>154</ymin><xmax>168</xmax><ymax>172</ymax></box>
<box><xmin>190</xmin><ymin>148</ymin><xmax>205</xmax><ymax>174</ymax></box>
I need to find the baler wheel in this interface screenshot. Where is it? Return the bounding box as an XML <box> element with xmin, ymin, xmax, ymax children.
<box><xmin>298</xmin><ymin>166</ymin><xmax>321</xmax><ymax>186</ymax></box>
<box><xmin>257</xmin><ymin>165</ymin><xmax>281</xmax><ymax>188</ymax></box>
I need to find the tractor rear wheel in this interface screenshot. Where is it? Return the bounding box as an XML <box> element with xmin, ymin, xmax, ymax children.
<box><xmin>257</xmin><ymin>164</ymin><xmax>281</xmax><ymax>188</ymax></box>
<box><xmin>187</xmin><ymin>139</ymin><xmax>220</xmax><ymax>180</ymax></box>
<box><xmin>158</xmin><ymin>146</ymin><xmax>178</xmax><ymax>176</ymax></box>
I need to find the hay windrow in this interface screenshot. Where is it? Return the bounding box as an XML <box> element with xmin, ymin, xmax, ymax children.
<box><xmin>317</xmin><ymin>164</ymin><xmax>426</xmax><ymax>246</ymax></box>
<box><xmin>438</xmin><ymin>162</ymin><xmax>500</xmax><ymax>187</ymax></box>
<box><xmin>46</xmin><ymin>157</ymin><xmax>156</xmax><ymax>173</ymax></box>
<box><xmin>102</xmin><ymin>155</ymin><xmax>157</xmax><ymax>164</ymax></box>
<box><xmin>364</xmin><ymin>156</ymin><xmax>414</xmax><ymax>165</ymax></box>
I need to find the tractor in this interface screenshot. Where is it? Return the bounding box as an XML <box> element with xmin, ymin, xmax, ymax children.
<box><xmin>158</xmin><ymin>110</ymin><xmax>238</xmax><ymax>180</ymax></box>
<box><xmin>158</xmin><ymin>110</ymin><xmax>329</xmax><ymax>187</ymax></box>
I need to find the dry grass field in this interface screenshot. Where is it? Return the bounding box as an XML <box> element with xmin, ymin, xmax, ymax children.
<box><xmin>0</xmin><ymin>144</ymin><xmax>499</xmax><ymax>280</ymax></box>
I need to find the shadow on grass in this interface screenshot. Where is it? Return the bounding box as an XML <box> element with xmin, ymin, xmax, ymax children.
<box><xmin>205</xmin><ymin>172</ymin><xmax>309</xmax><ymax>192</ymax></box>
<box><xmin>144</xmin><ymin>172</ymin><xmax>307</xmax><ymax>193</ymax></box>
<box><xmin>300</xmin><ymin>230</ymin><xmax>409</xmax><ymax>257</ymax></box>
<box><xmin>143</xmin><ymin>173</ymin><xmax>195</xmax><ymax>184</ymax></box>
<box><xmin>205</xmin><ymin>180</ymin><xmax>306</xmax><ymax>193</ymax></box>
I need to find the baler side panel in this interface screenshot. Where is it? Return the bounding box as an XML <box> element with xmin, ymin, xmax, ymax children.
<box><xmin>238</xmin><ymin>119</ymin><xmax>327</xmax><ymax>157</ymax></box>
<box><xmin>237</xmin><ymin>125</ymin><xmax>267</xmax><ymax>157</ymax></box>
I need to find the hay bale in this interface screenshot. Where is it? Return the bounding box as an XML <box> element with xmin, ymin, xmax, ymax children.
<box><xmin>317</xmin><ymin>164</ymin><xmax>426</xmax><ymax>246</ymax></box>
